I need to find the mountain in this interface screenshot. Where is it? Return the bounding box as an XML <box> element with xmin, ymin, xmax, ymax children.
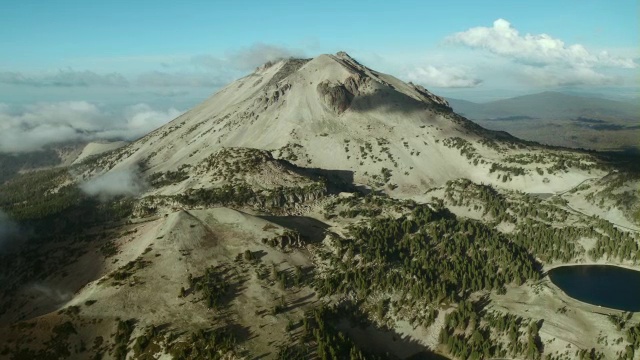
<box><xmin>1</xmin><ymin>52</ymin><xmax>639</xmax><ymax>360</ymax></box>
<box><xmin>447</xmin><ymin>92</ymin><xmax>640</xmax><ymax>151</ymax></box>
<box><xmin>85</xmin><ymin>53</ymin><xmax>605</xmax><ymax>199</ymax></box>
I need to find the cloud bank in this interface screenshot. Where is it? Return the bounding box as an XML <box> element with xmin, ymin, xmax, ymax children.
<box><xmin>448</xmin><ymin>19</ymin><xmax>636</xmax><ymax>69</ymax></box>
<box><xmin>137</xmin><ymin>71</ymin><xmax>229</xmax><ymax>87</ymax></box>
<box><xmin>0</xmin><ymin>102</ymin><xmax>181</xmax><ymax>153</ymax></box>
<box><xmin>0</xmin><ymin>69</ymin><xmax>129</xmax><ymax>87</ymax></box>
<box><xmin>446</xmin><ymin>19</ymin><xmax>636</xmax><ymax>87</ymax></box>
<box><xmin>80</xmin><ymin>167</ymin><xmax>146</xmax><ymax>199</ymax></box>
<box><xmin>406</xmin><ymin>65</ymin><xmax>482</xmax><ymax>88</ymax></box>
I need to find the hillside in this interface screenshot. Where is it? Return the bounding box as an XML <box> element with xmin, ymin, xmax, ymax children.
<box><xmin>1</xmin><ymin>52</ymin><xmax>639</xmax><ymax>360</ymax></box>
<box><xmin>0</xmin><ymin>141</ymin><xmax>127</xmax><ymax>184</ymax></box>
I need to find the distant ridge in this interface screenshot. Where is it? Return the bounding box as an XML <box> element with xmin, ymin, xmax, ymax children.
<box><xmin>447</xmin><ymin>91</ymin><xmax>639</xmax><ymax>121</ymax></box>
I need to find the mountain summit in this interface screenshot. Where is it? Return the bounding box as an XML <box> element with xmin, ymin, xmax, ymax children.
<box><xmin>89</xmin><ymin>52</ymin><xmax>602</xmax><ymax>197</ymax></box>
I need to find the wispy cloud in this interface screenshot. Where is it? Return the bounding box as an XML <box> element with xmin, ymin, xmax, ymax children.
<box><xmin>131</xmin><ymin>43</ymin><xmax>305</xmax><ymax>88</ymax></box>
<box><xmin>0</xmin><ymin>102</ymin><xmax>181</xmax><ymax>153</ymax></box>
<box><xmin>28</xmin><ymin>283</ymin><xmax>73</xmax><ymax>303</ymax></box>
<box><xmin>137</xmin><ymin>71</ymin><xmax>230</xmax><ymax>87</ymax></box>
<box><xmin>0</xmin><ymin>69</ymin><xmax>129</xmax><ymax>87</ymax></box>
<box><xmin>227</xmin><ymin>42</ymin><xmax>305</xmax><ymax>70</ymax></box>
<box><xmin>193</xmin><ymin>42</ymin><xmax>305</xmax><ymax>71</ymax></box>
<box><xmin>80</xmin><ymin>167</ymin><xmax>146</xmax><ymax>200</ymax></box>
<box><xmin>406</xmin><ymin>65</ymin><xmax>482</xmax><ymax>88</ymax></box>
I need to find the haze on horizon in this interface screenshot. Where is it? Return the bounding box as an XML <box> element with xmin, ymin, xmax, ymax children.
<box><xmin>0</xmin><ymin>0</ymin><xmax>637</xmax><ymax>153</ymax></box>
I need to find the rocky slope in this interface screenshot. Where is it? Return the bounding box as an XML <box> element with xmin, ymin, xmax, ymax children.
<box><xmin>85</xmin><ymin>52</ymin><xmax>605</xmax><ymax>198</ymax></box>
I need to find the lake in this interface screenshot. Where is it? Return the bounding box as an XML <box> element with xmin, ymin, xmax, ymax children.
<box><xmin>548</xmin><ymin>265</ymin><xmax>640</xmax><ymax>312</ymax></box>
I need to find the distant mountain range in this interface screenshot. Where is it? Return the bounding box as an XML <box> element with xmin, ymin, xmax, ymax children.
<box><xmin>447</xmin><ymin>91</ymin><xmax>639</xmax><ymax>122</ymax></box>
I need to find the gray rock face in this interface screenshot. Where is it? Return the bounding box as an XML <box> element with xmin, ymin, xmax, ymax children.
<box><xmin>409</xmin><ymin>82</ymin><xmax>450</xmax><ymax>108</ymax></box>
<box><xmin>316</xmin><ymin>81</ymin><xmax>354</xmax><ymax>114</ymax></box>
<box><xmin>343</xmin><ymin>73</ymin><xmax>366</xmax><ymax>96</ymax></box>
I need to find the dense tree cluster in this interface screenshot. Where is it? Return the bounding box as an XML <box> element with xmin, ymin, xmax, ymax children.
<box><xmin>588</xmin><ymin>218</ymin><xmax>640</xmax><ymax>261</ymax></box>
<box><xmin>444</xmin><ymin>179</ymin><xmax>512</xmax><ymax>221</ymax></box>
<box><xmin>511</xmin><ymin>223</ymin><xmax>584</xmax><ymax>262</ymax></box>
<box><xmin>176</xmin><ymin>182</ymin><xmax>326</xmax><ymax>209</ymax></box>
<box><xmin>5</xmin><ymin>320</ymin><xmax>79</xmax><ymax>360</ymax></box>
<box><xmin>0</xmin><ymin>168</ymin><xmax>82</xmax><ymax>220</ymax></box>
<box><xmin>187</xmin><ymin>266</ymin><xmax>231</xmax><ymax>310</ymax></box>
<box><xmin>439</xmin><ymin>302</ymin><xmax>543</xmax><ymax>360</ymax></box>
<box><xmin>443</xmin><ymin>179</ymin><xmax>640</xmax><ymax>263</ymax></box>
<box><xmin>627</xmin><ymin>322</ymin><xmax>640</xmax><ymax>350</ymax></box>
<box><xmin>148</xmin><ymin>169</ymin><xmax>190</xmax><ymax>188</ymax></box>
<box><xmin>442</xmin><ymin>137</ymin><xmax>478</xmax><ymax>160</ymax></box>
<box><xmin>277</xmin><ymin>306</ymin><xmax>382</xmax><ymax>360</ymax></box>
<box><xmin>489</xmin><ymin>162</ymin><xmax>526</xmax><ymax>178</ymax></box>
<box><xmin>132</xmin><ymin>324</ymin><xmax>158</xmax><ymax>356</ymax></box>
<box><xmin>0</xmin><ymin>149</ymin><xmax>61</xmax><ymax>184</ymax></box>
<box><xmin>113</xmin><ymin>319</ymin><xmax>136</xmax><ymax>360</ymax></box>
<box><xmin>575</xmin><ymin>348</ymin><xmax>605</xmax><ymax>360</ymax></box>
<box><xmin>315</xmin><ymin>203</ymin><xmax>541</xmax><ymax>307</ymax></box>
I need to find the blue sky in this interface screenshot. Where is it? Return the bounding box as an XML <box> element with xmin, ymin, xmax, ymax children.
<box><xmin>0</xmin><ymin>0</ymin><xmax>637</xmax><ymax>152</ymax></box>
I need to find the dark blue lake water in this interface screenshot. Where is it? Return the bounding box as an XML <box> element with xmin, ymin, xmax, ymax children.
<box><xmin>548</xmin><ymin>265</ymin><xmax>640</xmax><ymax>312</ymax></box>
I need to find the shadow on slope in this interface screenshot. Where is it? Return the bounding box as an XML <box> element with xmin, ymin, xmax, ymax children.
<box><xmin>256</xmin><ymin>215</ymin><xmax>329</xmax><ymax>243</ymax></box>
<box><xmin>294</xmin><ymin>167</ymin><xmax>359</xmax><ymax>193</ymax></box>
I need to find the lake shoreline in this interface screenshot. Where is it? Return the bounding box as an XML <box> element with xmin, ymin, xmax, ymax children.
<box><xmin>542</xmin><ymin>260</ymin><xmax>640</xmax><ymax>273</ymax></box>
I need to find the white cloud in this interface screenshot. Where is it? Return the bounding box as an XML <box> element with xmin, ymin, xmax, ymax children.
<box><xmin>447</xmin><ymin>19</ymin><xmax>636</xmax><ymax>69</ymax></box>
<box><xmin>193</xmin><ymin>43</ymin><xmax>305</xmax><ymax>71</ymax></box>
<box><xmin>406</xmin><ymin>65</ymin><xmax>482</xmax><ymax>88</ymax></box>
<box><xmin>139</xmin><ymin>43</ymin><xmax>305</xmax><ymax>88</ymax></box>
<box><xmin>96</xmin><ymin>104</ymin><xmax>182</xmax><ymax>139</ymax></box>
<box><xmin>80</xmin><ymin>167</ymin><xmax>145</xmax><ymax>199</ymax></box>
<box><xmin>0</xmin><ymin>102</ymin><xmax>181</xmax><ymax>153</ymax></box>
<box><xmin>0</xmin><ymin>69</ymin><xmax>129</xmax><ymax>87</ymax></box>
<box><xmin>226</xmin><ymin>43</ymin><xmax>305</xmax><ymax>70</ymax></box>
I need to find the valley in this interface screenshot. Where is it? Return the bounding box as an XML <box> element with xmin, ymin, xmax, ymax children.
<box><xmin>447</xmin><ymin>92</ymin><xmax>640</xmax><ymax>152</ymax></box>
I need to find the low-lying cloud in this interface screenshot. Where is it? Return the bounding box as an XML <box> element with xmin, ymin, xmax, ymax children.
<box><xmin>0</xmin><ymin>102</ymin><xmax>181</xmax><ymax>153</ymax></box>
<box><xmin>28</xmin><ymin>283</ymin><xmax>73</xmax><ymax>304</ymax></box>
<box><xmin>81</xmin><ymin>167</ymin><xmax>146</xmax><ymax>200</ymax></box>
<box><xmin>406</xmin><ymin>65</ymin><xmax>482</xmax><ymax>88</ymax></box>
<box><xmin>137</xmin><ymin>71</ymin><xmax>229</xmax><ymax>88</ymax></box>
<box><xmin>0</xmin><ymin>69</ymin><xmax>129</xmax><ymax>87</ymax></box>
